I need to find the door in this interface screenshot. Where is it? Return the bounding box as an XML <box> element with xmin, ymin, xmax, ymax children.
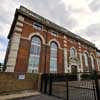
<box><xmin>71</xmin><ymin>65</ymin><xmax>77</xmax><ymax>74</ymax></box>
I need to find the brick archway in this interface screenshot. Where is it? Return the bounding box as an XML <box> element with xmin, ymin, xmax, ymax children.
<box><xmin>48</xmin><ymin>39</ymin><xmax>61</xmax><ymax>49</ymax></box>
<box><xmin>28</xmin><ymin>32</ymin><xmax>45</xmax><ymax>44</ymax></box>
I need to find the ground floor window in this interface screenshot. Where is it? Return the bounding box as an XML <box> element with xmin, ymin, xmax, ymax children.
<box><xmin>28</xmin><ymin>36</ymin><xmax>41</xmax><ymax>73</ymax></box>
<box><xmin>50</xmin><ymin>42</ymin><xmax>58</xmax><ymax>73</ymax></box>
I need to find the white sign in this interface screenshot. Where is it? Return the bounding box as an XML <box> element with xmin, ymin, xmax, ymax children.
<box><xmin>18</xmin><ymin>74</ymin><xmax>25</xmax><ymax>80</ymax></box>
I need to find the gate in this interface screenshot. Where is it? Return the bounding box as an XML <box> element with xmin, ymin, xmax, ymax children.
<box><xmin>40</xmin><ymin>72</ymin><xmax>100</xmax><ymax>100</ymax></box>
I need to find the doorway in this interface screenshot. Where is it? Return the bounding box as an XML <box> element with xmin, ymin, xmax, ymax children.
<box><xmin>71</xmin><ymin>65</ymin><xmax>77</xmax><ymax>74</ymax></box>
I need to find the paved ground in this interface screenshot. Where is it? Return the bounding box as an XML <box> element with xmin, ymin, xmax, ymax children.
<box><xmin>0</xmin><ymin>91</ymin><xmax>40</xmax><ymax>100</ymax></box>
<box><xmin>52</xmin><ymin>81</ymin><xmax>97</xmax><ymax>100</ymax></box>
<box><xmin>13</xmin><ymin>94</ymin><xmax>62</xmax><ymax>100</ymax></box>
<box><xmin>0</xmin><ymin>91</ymin><xmax>62</xmax><ymax>100</ymax></box>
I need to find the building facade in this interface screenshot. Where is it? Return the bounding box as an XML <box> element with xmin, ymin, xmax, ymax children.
<box><xmin>5</xmin><ymin>6</ymin><xmax>100</xmax><ymax>74</ymax></box>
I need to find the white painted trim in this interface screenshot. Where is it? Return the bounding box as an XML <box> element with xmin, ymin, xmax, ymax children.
<box><xmin>14</xmin><ymin>26</ymin><xmax>22</xmax><ymax>32</ymax></box>
<box><xmin>79</xmin><ymin>53</ymin><xmax>83</xmax><ymax>72</ymax></box>
<box><xmin>28</xmin><ymin>32</ymin><xmax>45</xmax><ymax>44</ymax></box>
<box><xmin>90</xmin><ymin>53</ymin><xmax>95</xmax><ymax>70</ymax></box>
<box><xmin>64</xmin><ymin>35</ymin><xmax>67</xmax><ymax>39</ymax></box>
<box><xmin>21</xmin><ymin>37</ymin><xmax>29</xmax><ymax>40</ymax></box>
<box><xmin>83</xmin><ymin>51</ymin><xmax>89</xmax><ymax>67</ymax></box>
<box><xmin>16</xmin><ymin>21</ymin><xmax>23</xmax><ymax>27</ymax></box>
<box><xmin>18</xmin><ymin>15</ymin><xmax>24</xmax><ymax>21</ymax></box>
<box><xmin>48</xmin><ymin>38</ymin><xmax>61</xmax><ymax>48</ymax></box>
<box><xmin>64</xmin><ymin>48</ymin><xmax>68</xmax><ymax>73</ymax></box>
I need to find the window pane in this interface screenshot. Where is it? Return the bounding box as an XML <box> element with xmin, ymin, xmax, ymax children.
<box><xmin>28</xmin><ymin>36</ymin><xmax>41</xmax><ymax>73</ymax></box>
<box><xmin>84</xmin><ymin>53</ymin><xmax>88</xmax><ymax>66</ymax></box>
<box><xmin>33</xmin><ymin>22</ymin><xmax>42</xmax><ymax>30</ymax></box>
<box><xmin>70</xmin><ymin>48</ymin><xmax>76</xmax><ymax>57</ymax></box>
<box><xmin>50</xmin><ymin>42</ymin><xmax>57</xmax><ymax>73</ymax></box>
<box><xmin>91</xmin><ymin>56</ymin><xmax>94</xmax><ymax>70</ymax></box>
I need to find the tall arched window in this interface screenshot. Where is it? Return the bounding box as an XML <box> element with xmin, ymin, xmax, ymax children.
<box><xmin>28</xmin><ymin>36</ymin><xmax>41</xmax><ymax>73</ymax></box>
<box><xmin>70</xmin><ymin>48</ymin><xmax>76</xmax><ymax>57</ymax></box>
<box><xmin>50</xmin><ymin>42</ymin><xmax>58</xmax><ymax>73</ymax></box>
<box><xmin>91</xmin><ymin>55</ymin><xmax>95</xmax><ymax>70</ymax></box>
<box><xmin>84</xmin><ymin>52</ymin><xmax>88</xmax><ymax>66</ymax></box>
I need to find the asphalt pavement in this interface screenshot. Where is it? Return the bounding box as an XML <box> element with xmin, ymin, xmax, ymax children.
<box><xmin>13</xmin><ymin>94</ymin><xmax>62</xmax><ymax>100</ymax></box>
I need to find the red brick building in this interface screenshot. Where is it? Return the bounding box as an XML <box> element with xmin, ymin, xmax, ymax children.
<box><xmin>5</xmin><ymin>6</ymin><xmax>100</xmax><ymax>73</ymax></box>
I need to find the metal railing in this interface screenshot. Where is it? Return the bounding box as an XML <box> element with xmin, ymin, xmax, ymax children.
<box><xmin>0</xmin><ymin>67</ymin><xmax>4</xmax><ymax>72</ymax></box>
<box><xmin>40</xmin><ymin>72</ymin><xmax>100</xmax><ymax>100</ymax></box>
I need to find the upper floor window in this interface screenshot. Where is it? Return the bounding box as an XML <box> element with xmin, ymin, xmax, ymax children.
<box><xmin>70</xmin><ymin>48</ymin><xmax>76</xmax><ymax>57</ymax></box>
<box><xmin>84</xmin><ymin>52</ymin><xmax>88</xmax><ymax>66</ymax></box>
<box><xmin>50</xmin><ymin>42</ymin><xmax>58</xmax><ymax>73</ymax></box>
<box><xmin>33</xmin><ymin>22</ymin><xmax>42</xmax><ymax>30</ymax></box>
<box><xmin>28</xmin><ymin>36</ymin><xmax>41</xmax><ymax>73</ymax></box>
<box><xmin>90</xmin><ymin>55</ymin><xmax>95</xmax><ymax>70</ymax></box>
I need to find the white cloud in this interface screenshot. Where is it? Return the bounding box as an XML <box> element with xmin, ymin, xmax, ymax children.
<box><xmin>0</xmin><ymin>41</ymin><xmax>3</xmax><ymax>48</ymax></box>
<box><xmin>0</xmin><ymin>0</ymin><xmax>100</xmax><ymax>62</ymax></box>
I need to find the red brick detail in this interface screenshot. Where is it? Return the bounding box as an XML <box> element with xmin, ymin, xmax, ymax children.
<box><xmin>15</xmin><ymin>39</ymin><xmax>30</xmax><ymax>72</ymax></box>
<box><xmin>57</xmin><ymin>48</ymin><xmax>64</xmax><ymax>73</ymax></box>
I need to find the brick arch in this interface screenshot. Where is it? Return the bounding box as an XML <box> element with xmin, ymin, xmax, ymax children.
<box><xmin>48</xmin><ymin>39</ymin><xmax>61</xmax><ymax>49</ymax></box>
<box><xmin>28</xmin><ymin>32</ymin><xmax>45</xmax><ymax>44</ymax></box>
<box><xmin>84</xmin><ymin>51</ymin><xmax>89</xmax><ymax>55</ymax></box>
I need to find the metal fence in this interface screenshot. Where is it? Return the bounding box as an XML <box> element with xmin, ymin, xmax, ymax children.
<box><xmin>0</xmin><ymin>67</ymin><xmax>3</xmax><ymax>72</ymax></box>
<box><xmin>40</xmin><ymin>72</ymin><xmax>100</xmax><ymax>100</ymax></box>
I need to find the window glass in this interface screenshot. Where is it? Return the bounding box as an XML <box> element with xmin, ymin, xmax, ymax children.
<box><xmin>70</xmin><ymin>48</ymin><xmax>76</xmax><ymax>57</ymax></box>
<box><xmin>50</xmin><ymin>42</ymin><xmax>57</xmax><ymax>73</ymax></box>
<box><xmin>91</xmin><ymin>55</ymin><xmax>95</xmax><ymax>70</ymax></box>
<box><xmin>28</xmin><ymin>36</ymin><xmax>41</xmax><ymax>73</ymax></box>
<box><xmin>33</xmin><ymin>22</ymin><xmax>42</xmax><ymax>30</ymax></box>
<box><xmin>84</xmin><ymin>53</ymin><xmax>88</xmax><ymax>66</ymax></box>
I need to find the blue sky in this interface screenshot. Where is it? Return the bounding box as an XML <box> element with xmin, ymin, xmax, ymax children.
<box><xmin>0</xmin><ymin>0</ymin><xmax>100</xmax><ymax>63</ymax></box>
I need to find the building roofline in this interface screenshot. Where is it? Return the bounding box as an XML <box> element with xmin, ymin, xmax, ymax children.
<box><xmin>8</xmin><ymin>6</ymin><xmax>96</xmax><ymax>48</ymax></box>
<box><xmin>96</xmin><ymin>48</ymin><xmax>100</xmax><ymax>52</ymax></box>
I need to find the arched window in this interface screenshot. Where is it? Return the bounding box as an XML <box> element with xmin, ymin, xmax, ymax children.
<box><xmin>50</xmin><ymin>42</ymin><xmax>58</xmax><ymax>73</ymax></box>
<box><xmin>84</xmin><ymin>52</ymin><xmax>88</xmax><ymax>66</ymax></box>
<box><xmin>91</xmin><ymin>55</ymin><xmax>95</xmax><ymax>70</ymax></box>
<box><xmin>70</xmin><ymin>48</ymin><xmax>76</xmax><ymax>57</ymax></box>
<box><xmin>28</xmin><ymin>36</ymin><xmax>41</xmax><ymax>73</ymax></box>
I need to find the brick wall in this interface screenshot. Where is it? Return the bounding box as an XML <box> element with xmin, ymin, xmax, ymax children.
<box><xmin>0</xmin><ymin>72</ymin><xmax>38</xmax><ymax>94</ymax></box>
<box><xmin>5</xmin><ymin>12</ymin><xmax>99</xmax><ymax>73</ymax></box>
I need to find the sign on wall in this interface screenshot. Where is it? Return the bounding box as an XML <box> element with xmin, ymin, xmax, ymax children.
<box><xmin>18</xmin><ymin>74</ymin><xmax>25</xmax><ymax>80</ymax></box>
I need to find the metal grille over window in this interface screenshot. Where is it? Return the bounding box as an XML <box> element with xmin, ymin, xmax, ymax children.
<box><xmin>33</xmin><ymin>22</ymin><xmax>42</xmax><ymax>30</ymax></box>
<box><xmin>28</xmin><ymin>36</ymin><xmax>41</xmax><ymax>73</ymax></box>
<box><xmin>50</xmin><ymin>42</ymin><xmax>58</xmax><ymax>73</ymax></box>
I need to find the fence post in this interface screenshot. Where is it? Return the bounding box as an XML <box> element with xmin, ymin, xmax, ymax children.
<box><xmin>66</xmin><ymin>80</ymin><xmax>69</xmax><ymax>100</ymax></box>
<box><xmin>44</xmin><ymin>79</ymin><xmax>48</xmax><ymax>93</ymax></box>
<box><xmin>40</xmin><ymin>74</ymin><xmax>43</xmax><ymax>92</ymax></box>
<box><xmin>95</xmin><ymin>71</ymin><xmax>100</xmax><ymax>100</ymax></box>
<box><xmin>49</xmin><ymin>76</ymin><xmax>52</xmax><ymax>95</ymax></box>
